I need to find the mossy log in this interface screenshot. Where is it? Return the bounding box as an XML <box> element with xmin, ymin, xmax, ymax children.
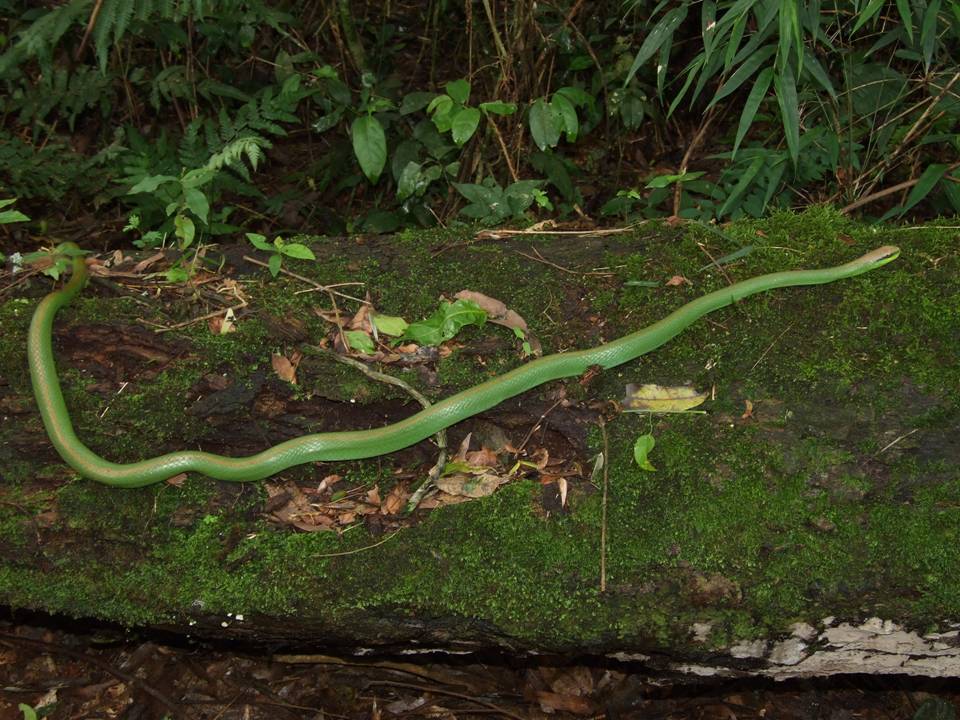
<box><xmin>1</xmin><ymin>209</ymin><xmax>958</xmax><ymax>677</ymax></box>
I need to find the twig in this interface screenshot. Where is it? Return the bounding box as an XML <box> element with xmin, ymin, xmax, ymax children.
<box><xmin>366</xmin><ymin>680</ymin><xmax>526</xmax><ymax>720</ymax></box>
<box><xmin>486</xmin><ymin>114</ymin><xmax>519</xmax><ymax>183</ymax></box>
<box><xmin>515</xmin><ymin>248</ymin><xmax>617</xmax><ymax>277</ymax></box>
<box><xmin>478</xmin><ymin>223</ymin><xmax>643</xmax><ymax>239</ymax></box>
<box><xmin>314</xmin><ymin>530</ymin><xmax>401</xmax><ymax>558</ymax></box>
<box><xmin>75</xmin><ymin>0</ymin><xmax>104</xmax><ymax>61</ymax></box>
<box><xmin>673</xmin><ymin>109</ymin><xmax>717</xmax><ymax>217</ymax></box>
<box><xmin>511</xmin><ymin>398</ymin><xmax>565</xmax><ymax>456</ymax></box>
<box><xmin>841</xmin><ymin>159</ymin><xmax>960</xmax><ymax>215</ymax></box>
<box><xmin>146</xmin><ymin>302</ymin><xmax>248</xmax><ymax>333</ymax></box>
<box><xmin>695</xmin><ymin>242</ymin><xmax>734</xmax><ymax>286</ymax></box>
<box><xmin>876</xmin><ymin>428</ymin><xmax>919</xmax><ymax>456</ymax></box>
<box><xmin>300</xmin><ymin>345</ymin><xmax>448</xmax><ymax>512</ymax></box>
<box><xmin>750</xmin><ymin>321</ymin><xmax>796</xmax><ymax>372</ymax></box>
<box><xmin>242</xmin><ymin>255</ymin><xmax>367</xmax><ymax>304</ymax></box>
<box><xmin>599</xmin><ymin>418</ymin><xmax>609</xmax><ymax>594</ymax></box>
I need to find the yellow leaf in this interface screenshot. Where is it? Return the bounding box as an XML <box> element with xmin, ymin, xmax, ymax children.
<box><xmin>622</xmin><ymin>383</ymin><xmax>707</xmax><ymax>413</ymax></box>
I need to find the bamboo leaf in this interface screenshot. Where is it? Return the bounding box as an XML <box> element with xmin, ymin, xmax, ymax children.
<box><xmin>852</xmin><ymin>0</ymin><xmax>885</xmax><ymax>34</ymax></box>
<box><xmin>920</xmin><ymin>0</ymin><xmax>941</xmax><ymax>70</ymax></box>
<box><xmin>773</xmin><ymin>64</ymin><xmax>800</xmax><ymax>165</ymax></box>
<box><xmin>710</xmin><ymin>45</ymin><xmax>776</xmax><ymax>108</ymax></box>
<box><xmin>718</xmin><ymin>154</ymin><xmax>765</xmax><ymax>216</ymax></box>
<box><xmin>733</xmin><ymin>66</ymin><xmax>774</xmax><ymax>157</ymax></box>
<box><xmin>899</xmin><ymin>164</ymin><xmax>948</xmax><ymax>215</ymax></box>
<box><xmin>896</xmin><ymin>0</ymin><xmax>914</xmax><ymax>43</ymax></box>
<box><xmin>623</xmin><ymin>5</ymin><xmax>687</xmax><ymax>88</ymax></box>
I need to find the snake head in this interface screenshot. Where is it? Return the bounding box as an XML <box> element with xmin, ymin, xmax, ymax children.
<box><xmin>861</xmin><ymin>245</ymin><xmax>900</xmax><ymax>268</ymax></box>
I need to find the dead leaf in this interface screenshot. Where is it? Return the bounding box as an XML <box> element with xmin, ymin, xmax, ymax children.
<box><xmin>755</xmin><ymin>229</ymin><xmax>767</xmax><ymax>238</ymax></box>
<box><xmin>133</xmin><ymin>252</ymin><xmax>166</xmax><ymax>274</ymax></box>
<box><xmin>366</xmin><ymin>487</ymin><xmax>381</xmax><ymax>506</ymax></box>
<box><xmin>535</xmin><ymin>691</ymin><xmax>594</xmax><ymax>715</ymax></box>
<box><xmin>435</xmin><ymin>472</ymin><xmax>509</xmax><ymax>498</ymax></box>
<box><xmin>317</xmin><ymin>474</ymin><xmax>342</xmax><ymax>494</ymax></box>
<box><xmin>666</xmin><ymin>275</ymin><xmax>690</xmax><ymax>286</ymax></box>
<box><xmin>165</xmin><ymin>473</ymin><xmax>188</xmax><ymax>487</ymax></box>
<box><xmin>380</xmin><ymin>484</ymin><xmax>407</xmax><ymax>515</ymax></box>
<box><xmin>454</xmin><ymin>289</ymin><xmax>542</xmax><ymax>355</ymax></box>
<box><xmin>465</xmin><ymin>447</ymin><xmax>499</xmax><ymax>467</ymax></box>
<box><xmin>622</xmin><ymin>383</ymin><xmax>707</xmax><ymax>413</ymax></box>
<box><xmin>741</xmin><ymin>399</ymin><xmax>754</xmax><ymax>420</ymax></box>
<box><xmin>272</xmin><ymin>351</ymin><xmax>302</xmax><ymax>384</ymax></box>
<box><xmin>838</xmin><ymin>233</ymin><xmax>855</xmax><ymax>246</ymax></box>
<box><xmin>557</xmin><ymin>477</ymin><xmax>568</xmax><ymax>507</ymax></box>
<box><xmin>209</xmin><ymin>308</ymin><xmax>238</xmax><ymax>335</ymax></box>
<box><xmin>33</xmin><ymin>510</ymin><xmax>59</xmax><ymax>528</ymax></box>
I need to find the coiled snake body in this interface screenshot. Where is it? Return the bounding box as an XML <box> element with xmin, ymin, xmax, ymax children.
<box><xmin>28</xmin><ymin>243</ymin><xmax>899</xmax><ymax>487</ymax></box>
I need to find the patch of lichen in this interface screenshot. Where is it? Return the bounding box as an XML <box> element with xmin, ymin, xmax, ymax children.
<box><xmin>1</xmin><ymin>209</ymin><xmax>958</xmax><ymax>651</ymax></box>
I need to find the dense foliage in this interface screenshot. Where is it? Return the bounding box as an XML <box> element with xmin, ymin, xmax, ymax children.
<box><xmin>0</xmin><ymin>0</ymin><xmax>958</xmax><ymax>246</ymax></box>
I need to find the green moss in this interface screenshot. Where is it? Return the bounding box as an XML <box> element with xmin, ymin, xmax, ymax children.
<box><xmin>2</xmin><ymin>209</ymin><xmax>958</xmax><ymax>651</ymax></box>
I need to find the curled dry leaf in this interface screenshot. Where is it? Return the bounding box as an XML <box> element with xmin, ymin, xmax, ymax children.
<box><xmin>132</xmin><ymin>251</ymin><xmax>166</xmax><ymax>274</ymax></box>
<box><xmin>271</xmin><ymin>350</ymin><xmax>302</xmax><ymax>384</ymax></box>
<box><xmin>665</xmin><ymin>275</ymin><xmax>690</xmax><ymax>286</ymax></box>
<box><xmin>435</xmin><ymin>472</ymin><xmax>509</xmax><ymax>498</ymax></box>
<box><xmin>622</xmin><ymin>383</ymin><xmax>707</xmax><ymax>413</ymax></box>
<box><xmin>380</xmin><ymin>484</ymin><xmax>407</xmax><ymax>515</ymax></box>
<box><xmin>741</xmin><ymin>399</ymin><xmax>754</xmax><ymax>420</ymax></box>
<box><xmin>454</xmin><ymin>289</ymin><xmax>542</xmax><ymax>355</ymax></box>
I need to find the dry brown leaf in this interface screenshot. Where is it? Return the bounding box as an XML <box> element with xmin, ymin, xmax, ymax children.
<box><xmin>454</xmin><ymin>289</ymin><xmax>542</xmax><ymax>355</ymax></box>
<box><xmin>317</xmin><ymin>474</ymin><xmax>342</xmax><ymax>494</ymax></box>
<box><xmin>535</xmin><ymin>691</ymin><xmax>595</xmax><ymax>715</ymax></box>
<box><xmin>741</xmin><ymin>399</ymin><xmax>754</xmax><ymax>420</ymax></box>
<box><xmin>347</xmin><ymin>302</ymin><xmax>372</xmax><ymax>331</ymax></box>
<box><xmin>666</xmin><ymin>275</ymin><xmax>690</xmax><ymax>286</ymax></box>
<box><xmin>622</xmin><ymin>383</ymin><xmax>707</xmax><ymax>413</ymax></box>
<box><xmin>366</xmin><ymin>487</ymin><xmax>381</xmax><ymax>506</ymax></box>
<box><xmin>381</xmin><ymin>484</ymin><xmax>407</xmax><ymax>515</ymax></box>
<box><xmin>557</xmin><ymin>477</ymin><xmax>568</xmax><ymax>508</ymax></box>
<box><xmin>209</xmin><ymin>308</ymin><xmax>238</xmax><ymax>335</ymax></box>
<box><xmin>133</xmin><ymin>251</ymin><xmax>166</xmax><ymax>274</ymax></box>
<box><xmin>434</xmin><ymin>473</ymin><xmax>509</xmax><ymax>498</ymax></box>
<box><xmin>465</xmin><ymin>447</ymin><xmax>499</xmax><ymax>467</ymax></box>
<box><xmin>165</xmin><ymin>473</ymin><xmax>188</xmax><ymax>487</ymax></box>
<box><xmin>272</xmin><ymin>351</ymin><xmax>302</xmax><ymax>384</ymax></box>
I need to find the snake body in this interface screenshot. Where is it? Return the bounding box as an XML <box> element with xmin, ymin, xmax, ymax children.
<box><xmin>28</xmin><ymin>242</ymin><xmax>899</xmax><ymax>488</ymax></box>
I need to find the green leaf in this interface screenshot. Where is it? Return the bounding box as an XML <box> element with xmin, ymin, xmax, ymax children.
<box><xmin>900</xmin><ymin>164</ymin><xmax>948</xmax><ymax>215</ymax></box>
<box><xmin>174</xmin><ymin>214</ymin><xmax>196</xmax><ymax>249</ymax></box>
<box><xmin>445</xmin><ymin>78</ymin><xmax>471</xmax><ymax>105</ymax></box>
<box><xmin>920</xmin><ymin>0</ymin><xmax>941</xmax><ymax>70</ymax></box>
<box><xmin>451</xmin><ymin>107</ymin><xmax>481</xmax><ymax>145</ymax></box>
<box><xmin>697</xmin><ymin>245</ymin><xmax>755</xmax><ymax>271</ymax></box>
<box><xmin>0</xmin><ymin>209</ymin><xmax>29</xmax><ymax>224</ymax></box>
<box><xmin>733</xmin><ymin>66</ymin><xmax>774</xmax><ymax>157</ymax></box>
<box><xmin>128</xmin><ymin>174</ymin><xmax>179</xmax><ymax>194</ymax></box>
<box><xmin>801</xmin><ymin>48</ymin><xmax>837</xmax><ymax>102</ymax></box>
<box><xmin>529</xmin><ymin>98</ymin><xmax>561</xmax><ymax>151</ymax></box>
<box><xmin>268</xmin><ymin>253</ymin><xmax>282</xmax><ymax>277</ymax></box>
<box><xmin>280</xmin><ymin>243</ymin><xmax>316</xmax><ymax>260</ymax></box>
<box><xmin>184</xmin><ymin>188</ymin><xmax>209</xmax><ymax>224</ymax></box>
<box><xmin>344</xmin><ymin>330</ymin><xmax>376</xmax><ymax>354</ymax></box>
<box><xmin>351</xmin><ymin>115</ymin><xmax>387</xmax><ymax>183</ymax></box>
<box><xmin>399</xmin><ymin>91</ymin><xmax>435</xmax><ymax>115</ymax></box>
<box><xmin>551</xmin><ymin>93</ymin><xmax>579</xmax><ymax>141</ymax></box>
<box><xmin>646</xmin><ymin>171</ymin><xmax>706</xmax><ymax>188</ymax></box>
<box><xmin>709</xmin><ymin>44</ymin><xmax>776</xmax><ymax>108</ymax></box>
<box><xmin>623</xmin><ymin>5</ymin><xmax>688</xmax><ymax>88</ymax></box>
<box><xmin>633</xmin><ymin>434</ymin><xmax>657</xmax><ymax>471</ymax></box>
<box><xmin>246</xmin><ymin>233</ymin><xmax>273</xmax><ymax>252</ymax></box>
<box><xmin>397</xmin><ymin>161</ymin><xmax>422</xmax><ymax>200</ymax></box>
<box><xmin>773</xmin><ymin>64</ymin><xmax>800</xmax><ymax>164</ymax></box>
<box><xmin>402</xmin><ymin>299</ymin><xmax>487</xmax><ymax>347</ymax></box>
<box><xmin>479</xmin><ymin>100</ymin><xmax>517</xmax><ymax>115</ymax></box>
<box><xmin>777</xmin><ymin>0</ymin><xmax>803</xmax><ymax>72</ymax></box>
<box><xmin>372</xmin><ymin>313</ymin><xmax>409</xmax><ymax>336</ymax></box>
<box><xmin>19</xmin><ymin>703</ymin><xmax>38</xmax><ymax>720</ymax></box>
<box><xmin>719</xmin><ymin>154</ymin><xmax>766</xmax><ymax>216</ymax></box>
<box><xmin>852</xmin><ymin>0</ymin><xmax>886</xmax><ymax>34</ymax></box>
<box><xmin>0</xmin><ymin>198</ymin><xmax>16</xmax><ymax>209</ymax></box>
<box><xmin>895</xmin><ymin>0</ymin><xmax>914</xmax><ymax>43</ymax></box>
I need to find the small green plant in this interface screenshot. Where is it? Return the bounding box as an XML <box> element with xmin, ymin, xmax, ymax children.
<box><xmin>17</xmin><ymin>243</ymin><xmax>86</xmax><ymax>280</ymax></box>
<box><xmin>0</xmin><ymin>197</ymin><xmax>29</xmax><ymax>224</ymax></box>
<box><xmin>454</xmin><ymin>179</ymin><xmax>552</xmax><ymax>224</ymax></box>
<box><xmin>428</xmin><ymin>79</ymin><xmax>517</xmax><ymax>146</ymax></box>
<box><xmin>246</xmin><ymin>233</ymin><xmax>316</xmax><ymax>277</ymax></box>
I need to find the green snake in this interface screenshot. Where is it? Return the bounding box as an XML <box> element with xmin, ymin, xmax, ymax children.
<box><xmin>28</xmin><ymin>242</ymin><xmax>899</xmax><ymax>488</ymax></box>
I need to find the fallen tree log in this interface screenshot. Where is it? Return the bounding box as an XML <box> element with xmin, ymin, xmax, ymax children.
<box><xmin>1</xmin><ymin>210</ymin><xmax>957</xmax><ymax>677</ymax></box>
